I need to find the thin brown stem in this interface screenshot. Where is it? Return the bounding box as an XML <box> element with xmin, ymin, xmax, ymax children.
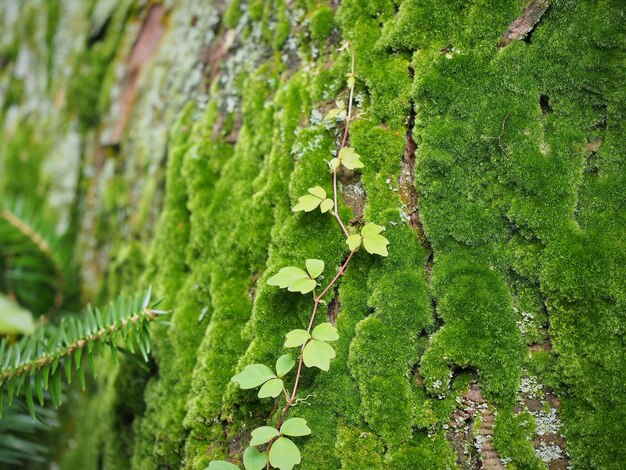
<box><xmin>265</xmin><ymin>47</ymin><xmax>357</xmax><ymax>466</ymax></box>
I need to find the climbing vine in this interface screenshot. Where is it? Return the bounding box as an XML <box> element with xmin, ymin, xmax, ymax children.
<box><xmin>209</xmin><ymin>45</ymin><xmax>390</xmax><ymax>470</ymax></box>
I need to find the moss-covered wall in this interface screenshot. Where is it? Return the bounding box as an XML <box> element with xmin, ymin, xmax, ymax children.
<box><xmin>1</xmin><ymin>0</ymin><xmax>624</xmax><ymax>468</ymax></box>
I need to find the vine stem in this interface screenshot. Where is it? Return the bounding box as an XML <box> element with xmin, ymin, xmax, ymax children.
<box><xmin>265</xmin><ymin>46</ymin><xmax>357</xmax><ymax>470</ymax></box>
<box><xmin>265</xmin><ymin>45</ymin><xmax>356</xmax><ymax>470</ymax></box>
<box><xmin>333</xmin><ymin>48</ymin><xmax>356</xmax><ymax>239</ymax></box>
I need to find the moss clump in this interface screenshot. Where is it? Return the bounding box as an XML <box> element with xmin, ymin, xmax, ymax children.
<box><xmin>309</xmin><ymin>6</ymin><xmax>334</xmax><ymax>43</ymax></box>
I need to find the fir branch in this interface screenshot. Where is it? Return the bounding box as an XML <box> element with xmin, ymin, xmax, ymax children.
<box><xmin>0</xmin><ymin>199</ymin><xmax>73</xmax><ymax>313</ymax></box>
<box><xmin>0</xmin><ymin>289</ymin><xmax>168</xmax><ymax>418</ymax></box>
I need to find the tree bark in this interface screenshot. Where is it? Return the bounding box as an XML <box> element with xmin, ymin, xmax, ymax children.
<box><xmin>0</xmin><ymin>0</ymin><xmax>624</xmax><ymax>469</ymax></box>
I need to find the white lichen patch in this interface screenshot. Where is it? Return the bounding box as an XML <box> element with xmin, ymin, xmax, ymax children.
<box><xmin>520</xmin><ymin>375</ymin><xmax>544</xmax><ymax>399</ymax></box>
<box><xmin>533</xmin><ymin>408</ymin><xmax>561</xmax><ymax>436</ymax></box>
<box><xmin>536</xmin><ymin>441</ymin><xmax>564</xmax><ymax>463</ymax></box>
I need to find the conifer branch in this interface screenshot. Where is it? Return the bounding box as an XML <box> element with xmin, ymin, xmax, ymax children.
<box><xmin>0</xmin><ymin>289</ymin><xmax>168</xmax><ymax>418</ymax></box>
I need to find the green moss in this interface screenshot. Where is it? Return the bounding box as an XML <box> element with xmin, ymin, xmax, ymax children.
<box><xmin>309</xmin><ymin>6</ymin><xmax>334</xmax><ymax>43</ymax></box>
<box><xmin>493</xmin><ymin>409</ymin><xmax>544</xmax><ymax>470</ymax></box>
<box><xmin>67</xmin><ymin>0</ymin><xmax>135</xmax><ymax>129</ymax></box>
<box><xmin>224</xmin><ymin>0</ymin><xmax>243</xmax><ymax>28</ymax></box>
<box><xmin>4</xmin><ymin>0</ymin><xmax>624</xmax><ymax>467</ymax></box>
<box><xmin>0</xmin><ymin>118</ymin><xmax>48</xmax><ymax>206</ymax></box>
<box><xmin>336</xmin><ymin>424</ymin><xmax>385</xmax><ymax>469</ymax></box>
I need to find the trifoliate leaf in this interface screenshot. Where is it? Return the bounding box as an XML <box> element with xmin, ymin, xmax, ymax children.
<box><xmin>243</xmin><ymin>447</ymin><xmax>267</xmax><ymax>470</ymax></box>
<box><xmin>320</xmin><ymin>198</ymin><xmax>334</xmax><ymax>213</ymax></box>
<box><xmin>288</xmin><ymin>277</ymin><xmax>317</xmax><ymax>294</ymax></box>
<box><xmin>232</xmin><ymin>364</ymin><xmax>276</xmax><ymax>389</ymax></box>
<box><xmin>208</xmin><ymin>461</ymin><xmax>240</xmax><ymax>470</ymax></box>
<box><xmin>361</xmin><ymin>223</ymin><xmax>390</xmax><ymax>256</ymax></box>
<box><xmin>305</xmin><ymin>259</ymin><xmax>324</xmax><ymax>279</ymax></box>
<box><xmin>258</xmin><ymin>378</ymin><xmax>284</xmax><ymax>398</ymax></box>
<box><xmin>267</xmin><ymin>267</ymin><xmax>309</xmax><ymax>288</ymax></box>
<box><xmin>307</xmin><ymin>186</ymin><xmax>326</xmax><ymax>199</ymax></box>
<box><xmin>292</xmin><ymin>187</ymin><xmax>332</xmax><ymax>214</ymax></box>
<box><xmin>311</xmin><ymin>323</ymin><xmax>339</xmax><ymax>342</ymax></box>
<box><xmin>324</xmin><ymin>108</ymin><xmax>342</xmax><ymax>121</ymax></box>
<box><xmin>303</xmin><ymin>340</ymin><xmax>336</xmax><ymax>371</ymax></box>
<box><xmin>269</xmin><ymin>437</ymin><xmax>301</xmax><ymax>470</ymax></box>
<box><xmin>328</xmin><ymin>158</ymin><xmax>340</xmax><ymax>171</ymax></box>
<box><xmin>276</xmin><ymin>354</ymin><xmax>295</xmax><ymax>378</ymax></box>
<box><xmin>346</xmin><ymin>234</ymin><xmax>362</xmax><ymax>251</ymax></box>
<box><xmin>285</xmin><ymin>329</ymin><xmax>311</xmax><ymax>348</ymax></box>
<box><xmin>338</xmin><ymin>147</ymin><xmax>364</xmax><ymax>169</ymax></box>
<box><xmin>280</xmin><ymin>418</ymin><xmax>311</xmax><ymax>437</ymax></box>
<box><xmin>292</xmin><ymin>194</ymin><xmax>322</xmax><ymax>212</ymax></box>
<box><xmin>250</xmin><ymin>426</ymin><xmax>280</xmax><ymax>446</ymax></box>
<box><xmin>346</xmin><ymin>74</ymin><xmax>356</xmax><ymax>90</ymax></box>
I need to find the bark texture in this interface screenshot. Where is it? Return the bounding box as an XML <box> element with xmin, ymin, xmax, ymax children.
<box><xmin>0</xmin><ymin>0</ymin><xmax>624</xmax><ymax>469</ymax></box>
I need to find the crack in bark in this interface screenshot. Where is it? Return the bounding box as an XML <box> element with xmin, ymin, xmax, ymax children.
<box><xmin>499</xmin><ymin>0</ymin><xmax>550</xmax><ymax>48</ymax></box>
<box><xmin>399</xmin><ymin>93</ymin><xmax>433</xmax><ymax>277</ymax></box>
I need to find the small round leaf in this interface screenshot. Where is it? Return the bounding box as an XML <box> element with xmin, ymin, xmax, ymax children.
<box><xmin>243</xmin><ymin>447</ymin><xmax>267</xmax><ymax>470</ymax></box>
<box><xmin>232</xmin><ymin>364</ymin><xmax>276</xmax><ymax>389</ymax></box>
<box><xmin>346</xmin><ymin>234</ymin><xmax>362</xmax><ymax>251</ymax></box>
<box><xmin>307</xmin><ymin>186</ymin><xmax>326</xmax><ymax>199</ymax></box>
<box><xmin>361</xmin><ymin>223</ymin><xmax>389</xmax><ymax>257</ymax></box>
<box><xmin>268</xmin><ymin>437</ymin><xmax>301</xmax><ymax>470</ymax></box>
<box><xmin>288</xmin><ymin>278</ymin><xmax>317</xmax><ymax>294</ymax></box>
<box><xmin>284</xmin><ymin>329</ymin><xmax>311</xmax><ymax>348</ymax></box>
<box><xmin>250</xmin><ymin>426</ymin><xmax>280</xmax><ymax>446</ymax></box>
<box><xmin>338</xmin><ymin>147</ymin><xmax>364</xmax><ymax>170</ymax></box>
<box><xmin>311</xmin><ymin>323</ymin><xmax>339</xmax><ymax>342</ymax></box>
<box><xmin>303</xmin><ymin>340</ymin><xmax>336</xmax><ymax>371</ymax></box>
<box><xmin>292</xmin><ymin>194</ymin><xmax>322</xmax><ymax>212</ymax></box>
<box><xmin>320</xmin><ymin>198</ymin><xmax>334</xmax><ymax>213</ymax></box>
<box><xmin>280</xmin><ymin>418</ymin><xmax>311</xmax><ymax>437</ymax></box>
<box><xmin>208</xmin><ymin>461</ymin><xmax>240</xmax><ymax>470</ymax></box>
<box><xmin>267</xmin><ymin>267</ymin><xmax>308</xmax><ymax>288</ymax></box>
<box><xmin>276</xmin><ymin>354</ymin><xmax>295</xmax><ymax>378</ymax></box>
<box><xmin>305</xmin><ymin>259</ymin><xmax>324</xmax><ymax>279</ymax></box>
<box><xmin>258</xmin><ymin>378</ymin><xmax>284</xmax><ymax>398</ymax></box>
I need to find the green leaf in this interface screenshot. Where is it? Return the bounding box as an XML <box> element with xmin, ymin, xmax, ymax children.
<box><xmin>275</xmin><ymin>354</ymin><xmax>295</xmax><ymax>378</ymax></box>
<box><xmin>323</xmin><ymin>108</ymin><xmax>342</xmax><ymax>121</ymax></box>
<box><xmin>258</xmin><ymin>378</ymin><xmax>284</xmax><ymax>398</ymax></box>
<box><xmin>288</xmin><ymin>278</ymin><xmax>316</xmax><ymax>294</ymax></box>
<box><xmin>361</xmin><ymin>223</ymin><xmax>390</xmax><ymax>256</ymax></box>
<box><xmin>0</xmin><ymin>295</ymin><xmax>35</xmax><ymax>335</ymax></box>
<box><xmin>207</xmin><ymin>461</ymin><xmax>241</xmax><ymax>470</ymax></box>
<box><xmin>232</xmin><ymin>364</ymin><xmax>276</xmax><ymax>389</ymax></box>
<box><xmin>338</xmin><ymin>147</ymin><xmax>364</xmax><ymax>170</ymax></box>
<box><xmin>280</xmin><ymin>418</ymin><xmax>311</xmax><ymax>437</ymax></box>
<box><xmin>250</xmin><ymin>426</ymin><xmax>280</xmax><ymax>446</ymax></box>
<box><xmin>243</xmin><ymin>447</ymin><xmax>267</xmax><ymax>470</ymax></box>
<box><xmin>303</xmin><ymin>340</ymin><xmax>336</xmax><ymax>371</ymax></box>
<box><xmin>305</xmin><ymin>259</ymin><xmax>324</xmax><ymax>279</ymax></box>
<box><xmin>346</xmin><ymin>74</ymin><xmax>356</xmax><ymax>90</ymax></box>
<box><xmin>292</xmin><ymin>194</ymin><xmax>321</xmax><ymax>212</ymax></box>
<box><xmin>284</xmin><ymin>329</ymin><xmax>311</xmax><ymax>348</ymax></box>
<box><xmin>307</xmin><ymin>186</ymin><xmax>326</xmax><ymax>199</ymax></box>
<box><xmin>25</xmin><ymin>379</ymin><xmax>35</xmax><ymax>420</ymax></box>
<box><xmin>346</xmin><ymin>234</ymin><xmax>362</xmax><ymax>251</ymax></box>
<box><xmin>328</xmin><ymin>158</ymin><xmax>340</xmax><ymax>171</ymax></box>
<box><xmin>267</xmin><ymin>267</ymin><xmax>309</xmax><ymax>289</ymax></box>
<box><xmin>311</xmin><ymin>323</ymin><xmax>339</xmax><ymax>342</ymax></box>
<box><xmin>319</xmin><ymin>198</ymin><xmax>334</xmax><ymax>213</ymax></box>
<box><xmin>269</xmin><ymin>437</ymin><xmax>301</xmax><ymax>470</ymax></box>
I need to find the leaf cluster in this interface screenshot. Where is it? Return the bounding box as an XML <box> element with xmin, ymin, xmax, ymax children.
<box><xmin>267</xmin><ymin>259</ymin><xmax>325</xmax><ymax>294</ymax></box>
